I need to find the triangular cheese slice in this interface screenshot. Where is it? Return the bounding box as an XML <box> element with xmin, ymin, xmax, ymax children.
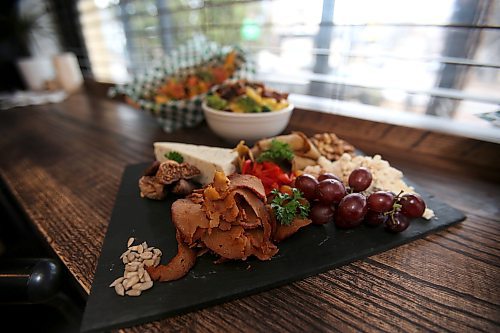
<box><xmin>154</xmin><ymin>142</ymin><xmax>237</xmax><ymax>185</ymax></box>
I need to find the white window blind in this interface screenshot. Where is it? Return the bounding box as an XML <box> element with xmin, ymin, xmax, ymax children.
<box><xmin>76</xmin><ymin>0</ymin><xmax>500</xmax><ymax>135</ymax></box>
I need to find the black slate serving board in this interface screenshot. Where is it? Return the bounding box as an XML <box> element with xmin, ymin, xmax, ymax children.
<box><xmin>81</xmin><ymin>163</ymin><xmax>466</xmax><ymax>332</ymax></box>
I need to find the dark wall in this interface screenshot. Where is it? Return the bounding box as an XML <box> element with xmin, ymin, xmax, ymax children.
<box><xmin>0</xmin><ymin>0</ymin><xmax>26</xmax><ymax>91</ymax></box>
<box><xmin>0</xmin><ymin>0</ymin><xmax>90</xmax><ymax>91</ymax></box>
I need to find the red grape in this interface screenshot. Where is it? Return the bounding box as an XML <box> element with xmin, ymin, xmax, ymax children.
<box><xmin>348</xmin><ymin>167</ymin><xmax>373</xmax><ymax>192</ymax></box>
<box><xmin>367</xmin><ymin>191</ymin><xmax>395</xmax><ymax>213</ymax></box>
<box><xmin>400</xmin><ymin>194</ymin><xmax>426</xmax><ymax>218</ymax></box>
<box><xmin>385</xmin><ymin>212</ymin><xmax>410</xmax><ymax>233</ymax></box>
<box><xmin>318</xmin><ymin>173</ymin><xmax>341</xmax><ymax>182</ymax></box>
<box><xmin>364</xmin><ymin>210</ymin><xmax>388</xmax><ymax>226</ymax></box>
<box><xmin>310</xmin><ymin>204</ymin><xmax>335</xmax><ymax>225</ymax></box>
<box><xmin>336</xmin><ymin>193</ymin><xmax>368</xmax><ymax>228</ymax></box>
<box><xmin>316</xmin><ymin>179</ymin><xmax>346</xmax><ymax>204</ymax></box>
<box><xmin>334</xmin><ymin>210</ymin><xmax>351</xmax><ymax>229</ymax></box>
<box><xmin>295</xmin><ymin>174</ymin><xmax>318</xmax><ymax>201</ymax></box>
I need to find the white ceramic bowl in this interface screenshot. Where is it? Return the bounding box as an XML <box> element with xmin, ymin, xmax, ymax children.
<box><xmin>202</xmin><ymin>102</ymin><xmax>294</xmax><ymax>143</ymax></box>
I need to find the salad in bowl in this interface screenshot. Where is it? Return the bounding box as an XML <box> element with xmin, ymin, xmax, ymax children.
<box><xmin>206</xmin><ymin>80</ymin><xmax>290</xmax><ymax>113</ymax></box>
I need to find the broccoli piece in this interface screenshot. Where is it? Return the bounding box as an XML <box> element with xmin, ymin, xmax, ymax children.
<box><xmin>236</xmin><ymin>96</ymin><xmax>261</xmax><ymax>113</ymax></box>
<box><xmin>206</xmin><ymin>94</ymin><xmax>228</xmax><ymax>110</ymax></box>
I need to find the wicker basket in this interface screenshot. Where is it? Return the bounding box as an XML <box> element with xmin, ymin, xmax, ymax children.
<box><xmin>110</xmin><ymin>40</ymin><xmax>252</xmax><ymax>133</ymax></box>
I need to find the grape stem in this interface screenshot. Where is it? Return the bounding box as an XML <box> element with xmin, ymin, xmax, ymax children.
<box><xmin>384</xmin><ymin>190</ymin><xmax>405</xmax><ymax>219</ymax></box>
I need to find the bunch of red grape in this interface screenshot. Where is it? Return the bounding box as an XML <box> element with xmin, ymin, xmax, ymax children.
<box><xmin>294</xmin><ymin>168</ymin><xmax>426</xmax><ymax>233</ymax></box>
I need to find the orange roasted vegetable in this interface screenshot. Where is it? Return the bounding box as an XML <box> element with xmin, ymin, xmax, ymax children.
<box><xmin>153</xmin><ymin>52</ymin><xmax>239</xmax><ymax>103</ymax></box>
<box><xmin>212</xmin><ymin>66</ymin><xmax>229</xmax><ymax>84</ymax></box>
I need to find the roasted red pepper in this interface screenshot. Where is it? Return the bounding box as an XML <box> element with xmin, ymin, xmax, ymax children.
<box><xmin>241</xmin><ymin>160</ymin><xmax>293</xmax><ymax>194</ymax></box>
<box><xmin>241</xmin><ymin>159</ymin><xmax>252</xmax><ymax>174</ymax></box>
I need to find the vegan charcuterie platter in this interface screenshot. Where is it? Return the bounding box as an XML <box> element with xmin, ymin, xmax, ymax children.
<box><xmin>81</xmin><ymin>132</ymin><xmax>465</xmax><ymax>332</ymax></box>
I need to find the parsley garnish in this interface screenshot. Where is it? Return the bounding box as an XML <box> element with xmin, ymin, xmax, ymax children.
<box><xmin>257</xmin><ymin>139</ymin><xmax>294</xmax><ymax>163</ymax></box>
<box><xmin>165</xmin><ymin>151</ymin><xmax>184</xmax><ymax>163</ymax></box>
<box><xmin>270</xmin><ymin>188</ymin><xmax>310</xmax><ymax>226</ymax></box>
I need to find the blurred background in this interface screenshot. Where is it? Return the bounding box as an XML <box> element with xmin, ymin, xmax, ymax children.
<box><xmin>1</xmin><ymin>0</ymin><xmax>499</xmax><ymax>134</ymax></box>
<box><xmin>0</xmin><ymin>1</ymin><xmax>498</xmax><ymax>331</ymax></box>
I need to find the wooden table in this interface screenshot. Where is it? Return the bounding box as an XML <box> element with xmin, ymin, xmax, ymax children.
<box><xmin>0</xmin><ymin>91</ymin><xmax>499</xmax><ymax>332</ymax></box>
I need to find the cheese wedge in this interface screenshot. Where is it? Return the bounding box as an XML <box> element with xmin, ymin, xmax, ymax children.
<box><xmin>154</xmin><ymin>142</ymin><xmax>237</xmax><ymax>185</ymax></box>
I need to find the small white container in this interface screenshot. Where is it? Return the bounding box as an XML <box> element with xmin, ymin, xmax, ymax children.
<box><xmin>53</xmin><ymin>52</ymin><xmax>83</xmax><ymax>94</ymax></box>
<box><xmin>16</xmin><ymin>57</ymin><xmax>55</xmax><ymax>91</ymax></box>
<box><xmin>202</xmin><ymin>102</ymin><xmax>294</xmax><ymax>144</ymax></box>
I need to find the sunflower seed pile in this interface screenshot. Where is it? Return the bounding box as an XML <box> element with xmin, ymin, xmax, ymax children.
<box><xmin>109</xmin><ymin>237</ymin><xmax>162</xmax><ymax>297</ymax></box>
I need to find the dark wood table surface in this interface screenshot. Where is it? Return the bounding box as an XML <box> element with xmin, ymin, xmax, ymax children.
<box><xmin>0</xmin><ymin>91</ymin><xmax>499</xmax><ymax>332</ymax></box>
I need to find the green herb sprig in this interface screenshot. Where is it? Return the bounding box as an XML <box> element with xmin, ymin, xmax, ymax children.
<box><xmin>270</xmin><ymin>188</ymin><xmax>310</xmax><ymax>226</ymax></box>
<box><xmin>165</xmin><ymin>151</ymin><xmax>184</xmax><ymax>163</ymax></box>
<box><xmin>257</xmin><ymin>139</ymin><xmax>294</xmax><ymax>163</ymax></box>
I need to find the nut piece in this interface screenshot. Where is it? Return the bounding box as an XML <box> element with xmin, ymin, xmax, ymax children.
<box><xmin>140</xmin><ymin>252</ymin><xmax>153</xmax><ymax>260</ymax></box>
<box><xmin>139</xmin><ymin>281</ymin><xmax>153</xmax><ymax>291</ymax></box>
<box><xmin>154</xmin><ymin>257</ymin><xmax>161</xmax><ymax>267</ymax></box>
<box><xmin>132</xmin><ymin>283</ymin><xmax>143</xmax><ymax>290</ymax></box>
<box><xmin>126</xmin><ymin>289</ymin><xmax>141</xmax><ymax>297</ymax></box>
<box><xmin>115</xmin><ymin>283</ymin><xmax>125</xmax><ymax>296</ymax></box>
<box><xmin>125</xmin><ymin>264</ymin><xmax>138</xmax><ymax>272</ymax></box>
<box><xmin>125</xmin><ymin>271</ymin><xmax>139</xmax><ymax>279</ymax></box>
<box><xmin>120</xmin><ymin>249</ymin><xmax>131</xmax><ymax>259</ymax></box>
<box><xmin>310</xmin><ymin>133</ymin><xmax>356</xmax><ymax>161</ymax></box>
<box><xmin>109</xmin><ymin>277</ymin><xmax>124</xmax><ymax>287</ymax></box>
<box><xmin>129</xmin><ymin>261</ymin><xmax>142</xmax><ymax>267</ymax></box>
<box><xmin>143</xmin><ymin>259</ymin><xmax>155</xmax><ymax>267</ymax></box>
<box><xmin>112</xmin><ymin>237</ymin><xmax>163</xmax><ymax>297</ymax></box>
<box><xmin>124</xmin><ymin>276</ymin><xmax>139</xmax><ymax>289</ymax></box>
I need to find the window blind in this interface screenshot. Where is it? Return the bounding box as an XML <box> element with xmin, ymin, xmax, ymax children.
<box><xmin>67</xmin><ymin>0</ymin><xmax>500</xmax><ymax>126</ymax></box>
